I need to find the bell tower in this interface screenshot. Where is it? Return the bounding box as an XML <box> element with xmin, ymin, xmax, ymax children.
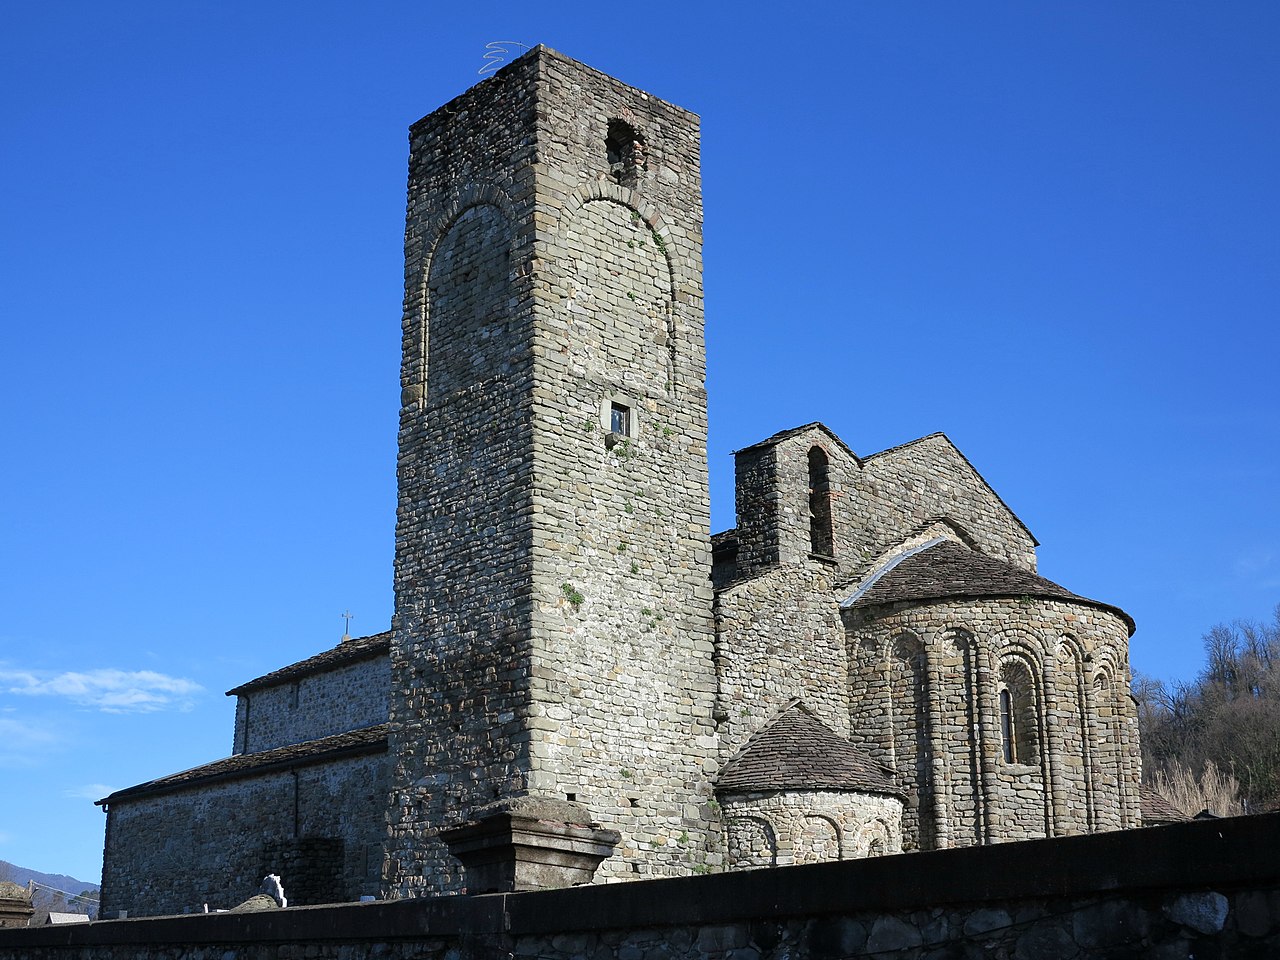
<box><xmin>385</xmin><ymin>47</ymin><xmax>719</xmax><ymax>896</ymax></box>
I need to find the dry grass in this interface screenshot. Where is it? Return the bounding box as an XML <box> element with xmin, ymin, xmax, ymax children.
<box><xmin>1150</xmin><ymin>759</ymin><xmax>1247</xmax><ymax>818</ymax></box>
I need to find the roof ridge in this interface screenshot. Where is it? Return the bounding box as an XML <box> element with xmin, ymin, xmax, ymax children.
<box><xmin>226</xmin><ymin>630</ymin><xmax>392</xmax><ymax>696</ymax></box>
<box><xmin>862</xmin><ymin>433</ymin><xmax>1038</xmax><ymax>547</ymax></box>
<box><xmin>732</xmin><ymin>422</ymin><xmax>860</xmax><ymax>462</ymax></box>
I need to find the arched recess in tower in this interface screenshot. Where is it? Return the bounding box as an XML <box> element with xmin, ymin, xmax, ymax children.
<box><xmin>562</xmin><ymin>198</ymin><xmax>674</xmax><ymax>394</ymax></box>
<box><xmin>425</xmin><ymin>204</ymin><xmax>513</xmax><ymax>402</ymax></box>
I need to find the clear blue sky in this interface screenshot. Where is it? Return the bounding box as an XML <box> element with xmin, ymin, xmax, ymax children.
<box><xmin>1</xmin><ymin>2</ymin><xmax>1276</xmax><ymax>884</ymax></box>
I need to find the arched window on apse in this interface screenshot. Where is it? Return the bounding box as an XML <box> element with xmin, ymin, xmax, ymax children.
<box><xmin>605</xmin><ymin>119</ymin><xmax>646</xmax><ymax>187</ymax></box>
<box><xmin>999</xmin><ymin>659</ymin><xmax>1040</xmax><ymax>765</ymax></box>
<box><xmin>808</xmin><ymin>446</ymin><xmax>834</xmax><ymax>557</ymax></box>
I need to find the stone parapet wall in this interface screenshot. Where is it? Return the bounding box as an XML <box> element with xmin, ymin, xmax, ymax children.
<box><xmin>7</xmin><ymin>815</ymin><xmax>1280</xmax><ymax>960</ymax></box>
<box><xmin>234</xmin><ymin>655</ymin><xmax>389</xmax><ymax>755</ymax></box>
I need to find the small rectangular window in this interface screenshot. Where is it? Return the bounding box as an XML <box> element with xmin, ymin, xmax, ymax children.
<box><xmin>610</xmin><ymin>403</ymin><xmax>631</xmax><ymax>436</ymax></box>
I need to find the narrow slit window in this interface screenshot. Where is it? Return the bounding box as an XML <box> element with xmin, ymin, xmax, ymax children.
<box><xmin>999</xmin><ymin>661</ymin><xmax>1040</xmax><ymax>765</ymax></box>
<box><xmin>808</xmin><ymin>446</ymin><xmax>834</xmax><ymax>556</ymax></box>
<box><xmin>1000</xmin><ymin>688</ymin><xmax>1015</xmax><ymax>763</ymax></box>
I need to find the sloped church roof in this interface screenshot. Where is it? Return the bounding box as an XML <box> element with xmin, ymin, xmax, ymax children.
<box><xmin>846</xmin><ymin>540</ymin><xmax>1135</xmax><ymax>633</ymax></box>
<box><xmin>716</xmin><ymin>703</ymin><xmax>902</xmax><ymax>797</ymax></box>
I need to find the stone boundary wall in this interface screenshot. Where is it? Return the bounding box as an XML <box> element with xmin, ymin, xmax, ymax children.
<box><xmin>5</xmin><ymin>814</ymin><xmax>1279</xmax><ymax>959</ymax></box>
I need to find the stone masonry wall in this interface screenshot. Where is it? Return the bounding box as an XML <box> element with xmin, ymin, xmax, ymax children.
<box><xmin>9</xmin><ymin>815</ymin><xmax>1280</xmax><ymax>960</ymax></box>
<box><xmin>386</xmin><ymin>48</ymin><xmax>543</xmax><ymax>896</ymax></box>
<box><xmin>233</xmin><ymin>655</ymin><xmax>389</xmax><ymax>755</ymax></box>
<box><xmin>727</xmin><ymin>428</ymin><xmax>1036</xmax><ymax>590</ymax></box>
<box><xmin>388</xmin><ymin>46</ymin><xmax>719</xmax><ymax>895</ymax></box>
<box><xmin>99</xmin><ymin>751</ymin><xmax>388</xmax><ymax>918</ymax></box>
<box><xmin>730</xmin><ymin>445</ymin><xmax>778</xmax><ymax>579</ymax></box>
<box><xmin>521</xmin><ymin>48</ymin><xmax>719</xmax><ymax>883</ymax></box>
<box><xmin>713</xmin><ymin>564</ymin><xmax>851</xmax><ymax>753</ymax></box>
<box><xmin>720</xmin><ymin>789</ymin><xmax>902</xmax><ymax>869</ymax></box>
<box><xmin>857</xmin><ymin>434</ymin><xmax>1038</xmax><ymax>572</ymax></box>
<box><xmin>845</xmin><ymin>596</ymin><xmax>1140</xmax><ymax>851</ymax></box>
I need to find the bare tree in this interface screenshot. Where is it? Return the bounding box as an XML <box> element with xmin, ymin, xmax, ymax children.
<box><xmin>1135</xmin><ymin>605</ymin><xmax>1280</xmax><ymax>813</ymax></box>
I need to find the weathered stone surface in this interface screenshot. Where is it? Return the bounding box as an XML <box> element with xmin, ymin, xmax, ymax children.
<box><xmin>95</xmin><ymin>46</ymin><xmax>1146</xmax><ymax>914</ymax></box>
<box><xmin>963</xmin><ymin>907</ymin><xmax>1012</xmax><ymax>937</ymax></box>
<box><xmin>1013</xmin><ymin>923</ymin><xmax>1075</xmax><ymax>959</ymax></box>
<box><xmin>230</xmin><ymin>634</ymin><xmax>390</xmax><ymax>755</ymax></box>
<box><xmin>806</xmin><ymin>917</ymin><xmax>866</xmax><ymax>958</ymax></box>
<box><xmin>441</xmin><ymin>797</ymin><xmax>621</xmax><ymax>892</ymax></box>
<box><xmin>385</xmin><ymin>44</ymin><xmax>718</xmax><ymax>898</ymax></box>
<box><xmin>10</xmin><ymin>815</ymin><xmax>1280</xmax><ymax>960</ymax></box>
<box><xmin>867</xmin><ymin>915</ymin><xmax>924</xmax><ymax>952</ymax></box>
<box><xmin>1163</xmin><ymin>891</ymin><xmax>1229</xmax><ymax>934</ymax></box>
<box><xmin>1233</xmin><ymin>889</ymin><xmax>1275</xmax><ymax>938</ymax></box>
<box><xmin>99</xmin><ymin>747</ymin><xmax>388</xmax><ymax>916</ymax></box>
<box><xmin>0</xmin><ymin>881</ymin><xmax>33</xmax><ymax>929</ymax></box>
<box><xmin>229</xmin><ymin>894</ymin><xmax>278</xmax><ymax>913</ymax></box>
<box><xmin>1073</xmin><ymin>898</ymin><xmax>1150</xmax><ymax>947</ymax></box>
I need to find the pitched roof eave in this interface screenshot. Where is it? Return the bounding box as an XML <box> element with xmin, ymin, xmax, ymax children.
<box><xmin>96</xmin><ymin>724</ymin><xmax>389</xmax><ymax>806</ymax></box>
<box><xmin>843</xmin><ymin>540</ymin><xmax>1135</xmax><ymax>635</ymax></box>
<box><xmin>226</xmin><ymin>631</ymin><xmax>391</xmax><ymax>696</ymax></box>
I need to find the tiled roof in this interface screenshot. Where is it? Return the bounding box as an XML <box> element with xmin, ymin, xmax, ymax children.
<box><xmin>717</xmin><ymin>703</ymin><xmax>903</xmax><ymax>797</ymax></box>
<box><xmin>847</xmin><ymin>541</ymin><xmax>1135</xmax><ymax>633</ymax></box>
<box><xmin>98</xmin><ymin>724</ymin><xmax>389</xmax><ymax>805</ymax></box>
<box><xmin>1141</xmin><ymin>787</ymin><xmax>1187</xmax><ymax>825</ymax></box>
<box><xmin>226</xmin><ymin>631</ymin><xmax>391</xmax><ymax>696</ymax></box>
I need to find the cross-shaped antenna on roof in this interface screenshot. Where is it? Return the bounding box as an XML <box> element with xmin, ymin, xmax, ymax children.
<box><xmin>341</xmin><ymin>610</ymin><xmax>354</xmax><ymax>642</ymax></box>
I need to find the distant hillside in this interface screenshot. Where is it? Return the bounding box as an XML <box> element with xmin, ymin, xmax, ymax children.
<box><xmin>0</xmin><ymin>859</ymin><xmax>99</xmax><ymax>921</ymax></box>
<box><xmin>0</xmin><ymin>859</ymin><xmax>99</xmax><ymax>897</ymax></box>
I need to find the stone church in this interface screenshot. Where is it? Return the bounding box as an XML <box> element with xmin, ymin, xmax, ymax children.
<box><xmin>97</xmin><ymin>47</ymin><xmax>1142</xmax><ymax>918</ymax></box>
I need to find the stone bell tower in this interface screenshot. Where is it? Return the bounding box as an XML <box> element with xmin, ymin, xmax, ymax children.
<box><xmin>385</xmin><ymin>47</ymin><xmax>719</xmax><ymax>896</ymax></box>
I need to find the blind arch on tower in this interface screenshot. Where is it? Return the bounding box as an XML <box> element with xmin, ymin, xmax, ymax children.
<box><xmin>424</xmin><ymin>203</ymin><xmax>513</xmax><ymax>402</ymax></box>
